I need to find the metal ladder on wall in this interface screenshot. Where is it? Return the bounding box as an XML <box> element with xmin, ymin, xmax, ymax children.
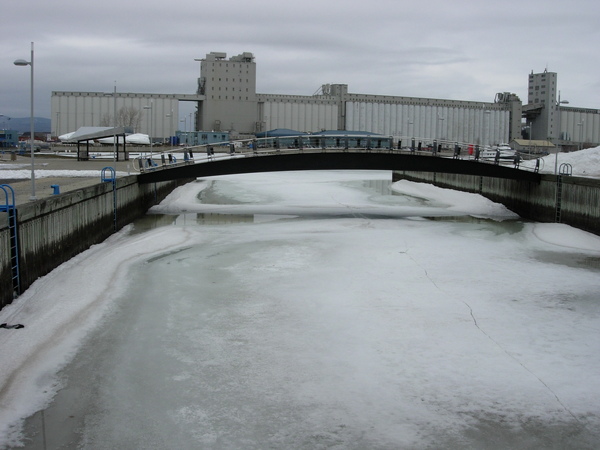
<box><xmin>0</xmin><ymin>185</ymin><xmax>21</xmax><ymax>297</ymax></box>
<box><xmin>555</xmin><ymin>163</ymin><xmax>573</xmax><ymax>223</ymax></box>
<box><xmin>101</xmin><ymin>167</ymin><xmax>117</xmax><ymax>231</ymax></box>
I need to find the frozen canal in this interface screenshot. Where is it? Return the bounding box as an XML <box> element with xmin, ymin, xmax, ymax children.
<box><xmin>1</xmin><ymin>170</ymin><xmax>600</xmax><ymax>449</ymax></box>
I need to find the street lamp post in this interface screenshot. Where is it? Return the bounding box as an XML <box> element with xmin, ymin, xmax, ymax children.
<box><xmin>14</xmin><ymin>42</ymin><xmax>36</xmax><ymax>200</ymax></box>
<box><xmin>437</xmin><ymin>115</ymin><xmax>445</xmax><ymax>143</ymax></box>
<box><xmin>166</xmin><ymin>110</ymin><xmax>173</xmax><ymax>146</ymax></box>
<box><xmin>484</xmin><ymin>110</ymin><xmax>491</xmax><ymax>149</ymax></box>
<box><xmin>528</xmin><ymin>121</ymin><xmax>533</xmax><ymax>157</ymax></box>
<box><xmin>180</xmin><ymin>118</ymin><xmax>187</xmax><ymax>144</ymax></box>
<box><xmin>554</xmin><ymin>91</ymin><xmax>569</xmax><ymax>175</ymax></box>
<box><xmin>112</xmin><ymin>83</ymin><xmax>117</xmax><ymax>161</ymax></box>
<box><xmin>577</xmin><ymin>120</ymin><xmax>584</xmax><ymax>151</ymax></box>
<box><xmin>143</xmin><ymin>102</ymin><xmax>153</xmax><ymax>159</ymax></box>
<box><xmin>103</xmin><ymin>85</ymin><xmax>118</xmax><ymax>161</ymax></box>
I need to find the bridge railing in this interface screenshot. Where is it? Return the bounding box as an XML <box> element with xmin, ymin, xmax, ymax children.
<box><xmin>133</xmin><ymin>134</ymin><xmax>544</xmax><ymax>175</ymax></box>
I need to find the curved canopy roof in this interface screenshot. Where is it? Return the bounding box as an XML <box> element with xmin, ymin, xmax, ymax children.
<box><xmin>311</xmin><ymin>130</ymin><xmax>387</xmax><ymax>137</ymax></box>
<box><xmin>255</xmin><ymin>128</ymin><xmax>308</xmax><ymax>138</ymax></box>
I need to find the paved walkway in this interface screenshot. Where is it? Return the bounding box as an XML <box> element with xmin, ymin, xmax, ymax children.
<box><xmin>0</xmin><ymin>153</ymin><xmax>138</xmax><ymax>207</ymax></box>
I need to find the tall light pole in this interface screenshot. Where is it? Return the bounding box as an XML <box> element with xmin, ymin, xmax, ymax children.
<box><xmin>577</xmin><ymin>120</ymin><xmax>584</xmax><ymax>151</ymax></box>
<box><xmin>104</xmin><ymin>83</ymin><xmax>118</xmax><ymax>161</ymax></box>
<box><xmin>264</xmin><ymin>115</ymin><xmax>268</xmax><ymax>146</ymax></box>
<box><xmin>166</xmin><ymin>109</ymin><xmax>173</xmax><ymax>145</ymax></box>
<box><xmin>113</xmin><ymin>82</ymin><xmax>117</xmax><ymax>161</ymax></box>
<box><xmin>528</xmin><ymin>121</ymin><xmax>533</xmax><ymax>157</ymax></box>
<box><xmin>14</xmin><ymin>42</ymin><xmax>36</xmax><ymax>201</ymax></box>
<box><xmin>143</xmin><ymin>102</ymin><xmax>153</xmax><ymax>159</ymax></box>
<box><xmin>484</xmin><ymin>110</ymin><xmax>491</xmax><ymax>148</ymax></box>
<box><xmin>180</xmin><ymin>118</ymin><xmax>187</xmax><ymax>144</ymax></box>
<box><xmin>437</xmin><ymin>115</ymin><xmax>445</xmax><ymax>143</ymax></box>
<box><xmin>554</xmin><ymin>91</ymin><xmax>569</xmax><ymax>175</ymax></box>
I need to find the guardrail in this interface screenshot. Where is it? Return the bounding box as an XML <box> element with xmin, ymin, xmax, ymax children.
<box><xmin>133</xmin><ymin>139</ymin><xmax>543</xmax><ymax>176</ymax></box>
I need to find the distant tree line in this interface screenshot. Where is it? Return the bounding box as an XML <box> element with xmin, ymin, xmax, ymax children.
<box><xmin>100</xmin><ymin>106</ymin><xmax>143</xmax><ymax>132</ymax></box>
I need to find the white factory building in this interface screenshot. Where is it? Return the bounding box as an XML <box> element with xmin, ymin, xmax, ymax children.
<box><xmin>51</xmin><ymin>52</ymin><xmax>599</xmax><ymax>148</ymax></box>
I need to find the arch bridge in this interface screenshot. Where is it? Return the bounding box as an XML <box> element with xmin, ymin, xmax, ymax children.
<box><xmin>137</xmin><ymin>138</ymin><xmax>541</xmax><ymax>184</ymax></box>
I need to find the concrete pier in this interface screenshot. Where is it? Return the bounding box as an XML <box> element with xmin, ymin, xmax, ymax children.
<box><xmin>393</xmin><ymin>170</ymin><xmax>600</xmax><ymax>236</ymax></box>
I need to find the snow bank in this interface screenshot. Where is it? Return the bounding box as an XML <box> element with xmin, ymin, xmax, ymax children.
<box><xmin>0</xmin><ymin>226</ymin><xmax>195</xmax><ymax>446</ymax></box>
<box><xmin>522</xmin><ymin>145</ymin><xmax>600</xmax><ymax>177</ymax></box>
<box><xmin>0</xmin><ymin>167</ymin><xmax>129</xmax><ymax>179</ymax></box>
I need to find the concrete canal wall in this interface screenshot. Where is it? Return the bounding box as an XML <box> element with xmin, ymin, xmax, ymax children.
<box><xmin>0</xmin><ymin>176</ymin><xmax>192</xmax><ymax>310</ymax></box>
<box><xmin>393</xmin><ymin>171</ymin><xmax>600</xmax><ymax>236</ymax></box>
<box><xmin>3</xmin><ymin>169</ymin><xmax>598</xmax><ymax>310</ymax></box>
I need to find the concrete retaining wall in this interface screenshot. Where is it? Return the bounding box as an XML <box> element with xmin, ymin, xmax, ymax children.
<box><xmin>393</xmin><ymin>171</ymin><xmax>600</xmax><ymax>236</ymax></box>
<box><xmin>0</xmin><ymin>225</ymin><xmax>11</xmax><ymax>303</ymax></box>
<box><xmin>0</xmin><ymin>176</ymin><xmax>192</xmax><ymax>310</ymax></box>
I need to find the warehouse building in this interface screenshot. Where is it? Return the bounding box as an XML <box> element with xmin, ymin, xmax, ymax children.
<box><xmin>51</xmin><ymin>52</ymin><xmax>598</xmax><ymax>149</ymax></box>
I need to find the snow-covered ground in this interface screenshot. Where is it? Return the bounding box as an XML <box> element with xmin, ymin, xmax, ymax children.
<box><xmin>0</xmin><ymin>170</ymin><xmax>599</xmax><ymax>448</ymax></box>
<box><xmin>0</xmin><ymin>164</ymin><xmax>129</xmax><ymax>180</ymax></box>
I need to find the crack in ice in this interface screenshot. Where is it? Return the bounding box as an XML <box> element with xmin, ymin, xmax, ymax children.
<box><xmin>401</xmin><ymin>246</ymin><xmax>580</xmax><ymax>423</ymax></box>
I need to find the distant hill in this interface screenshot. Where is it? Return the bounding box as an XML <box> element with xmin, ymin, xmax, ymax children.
<box><xmin>3</xmin><ymin>117</ymin><xmax>51</xmax><ymax>134</ymax></box>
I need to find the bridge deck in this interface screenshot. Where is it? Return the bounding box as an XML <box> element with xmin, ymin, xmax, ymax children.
<box><xmin>137</xmin><ymin>148</ymin><xmax>542</xmax><ymax>184</ymax></box>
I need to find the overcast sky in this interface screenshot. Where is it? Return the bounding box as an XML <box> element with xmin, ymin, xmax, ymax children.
<box><xmin>2</xmin><ymin>0</ymin><xmax>599</xmax><ymax>122</ymax></box>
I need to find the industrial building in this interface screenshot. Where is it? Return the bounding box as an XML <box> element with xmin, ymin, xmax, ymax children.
<box><xmin>51</xmin><ymin>52</ymin><xmax>599</xmax><ymax>149</ymax></box>
<box><xmin>0</xmin><ymin>129</ymin><xmax>19</xmax><ymax>148</ymax></box>
<box><xmin>523</xmin><ymin>69</ymin><xmax>599</xmax><ymax>149</ymax></box>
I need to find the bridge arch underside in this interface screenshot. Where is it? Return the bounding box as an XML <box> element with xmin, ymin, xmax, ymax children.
<box><xmin>137</xmin><ymin>152</ymin><xmax>541</xmax><ymax>184</ymax></box>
